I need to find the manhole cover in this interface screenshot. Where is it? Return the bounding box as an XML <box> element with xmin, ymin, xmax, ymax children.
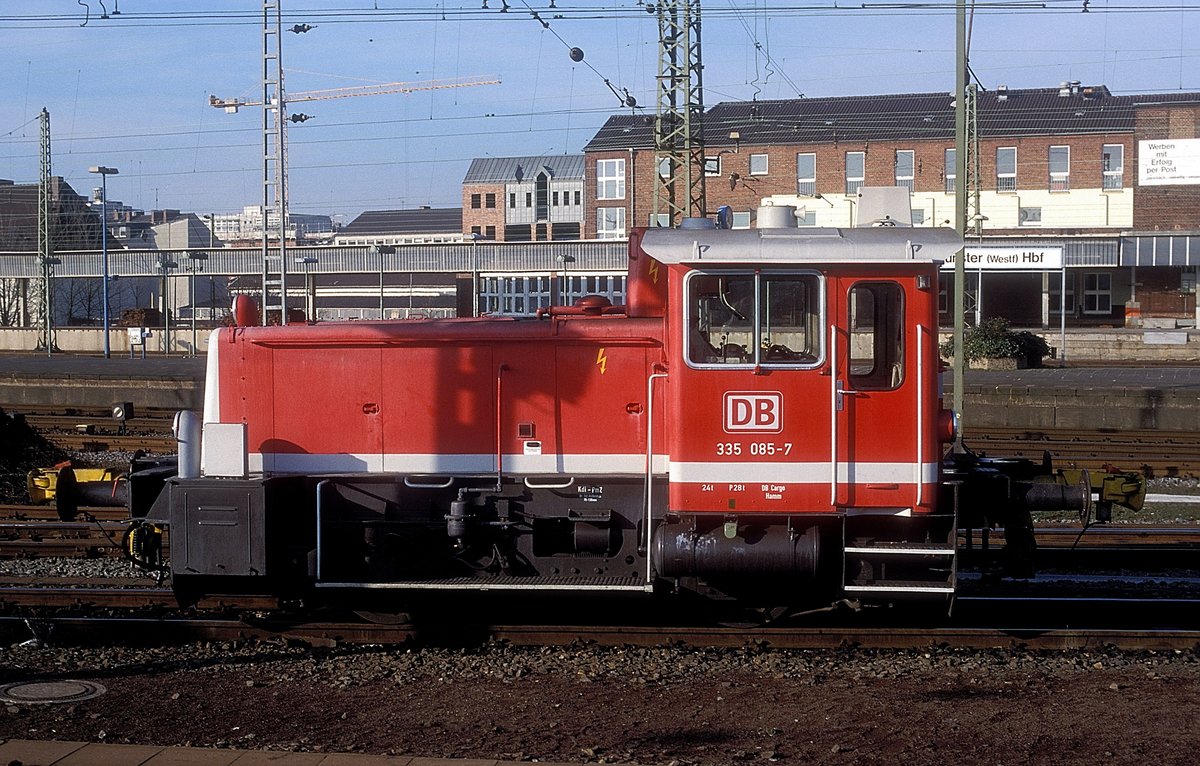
<box><xmin>0</xmin><ymin>680</ymin><xmax>106</xmax><ymax>705</ymax></box>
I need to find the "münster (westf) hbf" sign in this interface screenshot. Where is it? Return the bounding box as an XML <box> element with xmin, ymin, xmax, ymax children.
<box><xmin>940</xmin><ymin>247</ymin><xmax>1064</xmax><ymax>271</ymax></box>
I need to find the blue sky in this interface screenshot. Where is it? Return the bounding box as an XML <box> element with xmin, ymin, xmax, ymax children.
<box><xmin>1</xmin><ymin>1</ymin><xmax>1197</xmax><ymax>224</ymax></box>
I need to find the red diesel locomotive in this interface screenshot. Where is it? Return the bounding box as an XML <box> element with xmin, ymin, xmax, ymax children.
<box><xmin>127</xmin><ymin>218</ymin><xmax>1088</xmax><ymax>611</ymax></box>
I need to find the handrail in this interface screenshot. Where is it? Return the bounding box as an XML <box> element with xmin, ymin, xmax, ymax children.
<box><xmin>645</xmin><ymin>367</ymin><xmax>669</xmax><ymax>585</ymax></box>
<box><xmin>829</xmin><ymin>324</ymin><xmax>838</xmax><ymax>506</ymax></box>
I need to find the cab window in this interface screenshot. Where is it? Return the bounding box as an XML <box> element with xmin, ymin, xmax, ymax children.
<box><xmin>686</xmin><ymin>271</ymin><xmax>822</xmax><ymax>367</ymax></box>
<box><xmin>847</xmin><ymin>282</ymin><xmax>904</xmax><ymax>390</ymax></box>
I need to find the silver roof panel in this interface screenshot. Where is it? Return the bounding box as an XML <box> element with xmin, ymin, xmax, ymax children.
<box><xmin>639</xmin><ymin>226</ymin><xmax>962</xmax><ymax>265</ymax></box>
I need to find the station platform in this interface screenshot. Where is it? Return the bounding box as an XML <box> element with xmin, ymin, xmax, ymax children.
<box><xmin>2</xmin><ymin>352</ymin><xmax>1200</xmax><ymax>430</ymax></box>
<box><xmin>0</xmin><ymin>739</ymin><xmax>616</xmax><ymax>766</ymax></box>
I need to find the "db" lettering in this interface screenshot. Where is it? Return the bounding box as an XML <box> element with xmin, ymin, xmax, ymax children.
<box><xmin>723</xmin><ymin>392</ymin><xmax>782</xmax><ymax>433</ymax></box>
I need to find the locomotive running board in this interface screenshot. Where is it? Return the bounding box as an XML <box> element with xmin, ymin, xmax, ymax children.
<box><xmin>315</xmin><ymin>579</ymin><xmax>654</xmax><ymax>593</ymax></box>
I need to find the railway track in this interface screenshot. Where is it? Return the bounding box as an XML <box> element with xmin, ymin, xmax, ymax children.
<box><xmin>2</xmin><ymin>609</ymin><xmax>1200</xmax><ymax>651</ymax></box>
<box><xmin>962</xmin><ymin>426</ymin><xmax>1200</xmax><ymax>476</ymax></box>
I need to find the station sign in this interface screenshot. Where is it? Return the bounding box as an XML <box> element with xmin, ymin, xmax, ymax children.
<box><xmin>1139</xmin><ymin>139</ymin><xmax>1200</xmax><ymax>186</ymax></box>
<box><xmin>940</xmin><ymin>246</ymin><xmax>1063</xmax><ymax>271</ymax></box>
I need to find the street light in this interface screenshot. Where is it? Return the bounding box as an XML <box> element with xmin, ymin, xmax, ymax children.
<box><xmin>295</xmin><ymin>256</ymin><xmax>318</xmax><ymax>320</ymax></box>
<box><xmin>557</xmin><ymin>254</ymin><xmax>576</xmax><ymax>307</ymax></box>
<box><xmin>186</xmin><ymin>252</ymin><xmax>208</xmax><ymax>355</ymax></box>
<box><xmin>469</xmin><ymin>233</ymin><xmax>482</xmax><ymax>317</ymax></box>
<box><xmin>89</xmin><ymin>165</ymin><xmax>118</xmax><ymax>358</ymax></box>
<box><xmin>157</xmin><ymin>256</ymin><xmax>178</xmax><ymax>355</ymax></box>
<box><xmin>369</xmin><ymin>245</ymin><xmax>396</xmax><ymax>319</ymax></box>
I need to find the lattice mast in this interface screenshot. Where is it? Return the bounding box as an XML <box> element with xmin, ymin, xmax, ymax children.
<box><xmin>36</xmin><ymin>108</ymin><xmax>53</xmax><ymax>352</ymax></box>
<box><xmin>652</xmin><ymin>0</ymin><xmax>707</xmax><ymax>225</ymax></box>
<box><xmin>261</xmin><ymin>0</ymin><xmax>288</xmax><ymax>325</ymax></box>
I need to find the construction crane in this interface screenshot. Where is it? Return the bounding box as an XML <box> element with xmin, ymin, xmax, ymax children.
<box><xmin>209</xmin><ymin>74</ymin><xmax>501</xmax><ymax>114</ymax></box>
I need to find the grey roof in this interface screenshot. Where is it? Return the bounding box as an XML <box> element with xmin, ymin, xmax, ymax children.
<box><xmin>463</xmin><ymin>155</ymin><xmax>585</xmax><ymax>184</ymax></box>
<box><xmin>342</xmin><ymin>207</ymin><xmax>463</xmax><ymax>235</ymax></box>
<box><xmin>584</xmin><ymin>85</ymin><xmax>1200</xmax><ymax>151</ymax></box>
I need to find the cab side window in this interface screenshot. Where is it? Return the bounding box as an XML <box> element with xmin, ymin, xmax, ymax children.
<box><xmin>688</xmin><ymin>274</ymin><xmax>754</xmax><ymax>364</ymax></box>
<box><xmin>847</xmin><ymin>282</ymin><xmax>904</xmax><ymax>390</ymax></box>
<box><xmin>686</xmin><ymin>272</ymin><xmax>821</xmax><ymax>367</ymax></box>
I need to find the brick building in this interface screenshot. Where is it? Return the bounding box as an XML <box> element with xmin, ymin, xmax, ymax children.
<box><xmin>582</xmin><ymin>83</ymin><xmax>1200</xmax><ymax>329</ymax></box>
<box><xmin>461</xmin><ymin>155</ymin><xmax>584</xmax><ymax>241</ymax></box>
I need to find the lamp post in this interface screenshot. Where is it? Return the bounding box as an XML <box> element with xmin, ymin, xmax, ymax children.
<box><xmin>186</xmin><ymin>252</ymin><xmax>208</xmax><ymax>355</ymax></box>
<box><xmin>157</xmin><ymin>256</ymin><xmax>178</xmax><ymax>355</ymax></box>
<box><xmin>370</xmin><ymin>245</ymin><xmax>396</xmax><ymax>319</ymax></box>
<box><xmin>469</xmin><ymin>233</ymin><xmax>481</xmax><ymax>317</ymax></box>
<box><xmin>295</xmin><ymin>256</ymin><xmax>318</xmax><ymax>320</ymax></box>
<box><xmin>88</xmin><ymin>165</ymin><xmax>118</xmax><ymax>358</ymax></box>
<box><xmin>556</xmin><ymin>254</ymin><xmax>576</xmax><ymax>307</ymax></box>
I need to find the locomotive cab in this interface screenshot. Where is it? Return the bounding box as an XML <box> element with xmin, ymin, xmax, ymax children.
<box><xmin>641</xmin><ymin>225</ymin><xmax>961</xmax><ymax>603</ymax></box>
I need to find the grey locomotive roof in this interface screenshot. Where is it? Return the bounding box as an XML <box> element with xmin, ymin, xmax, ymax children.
<box><xmin>341</xmin><ymin>207</ymin><xmax>463</xmax><ymax>235</ymax></box>
<box><xmin>585</xmin><ymin>85</ymin><xmax>1200</xmax><ymax>151</ymax></box>
<box><xmin>463</xmin><ymin>155</ymin><xmax>585</xmax><ymax>184</ymax></box>
<box><xmin>638</xmin><ymin>226</ymin><xmax>963</xmax><ymax>265</ymax></box>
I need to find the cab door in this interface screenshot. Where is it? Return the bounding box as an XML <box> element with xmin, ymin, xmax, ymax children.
<box><xmin>830</xmin><ymin>277</ymin><xmax>926</xmax><ymax>510</ymax></box>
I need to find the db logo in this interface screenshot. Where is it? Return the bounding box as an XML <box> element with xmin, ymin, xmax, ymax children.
<box><xmin>724</xmin><ymin>391</ymin><xmax>782</xmax><ymax>433</ymax></box>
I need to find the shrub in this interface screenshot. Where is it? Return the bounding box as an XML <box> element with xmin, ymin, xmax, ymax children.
<box><xmin>940</xmin><ymin>317</ymin><xmax>1050</xmax><ymax>364</ymax></box>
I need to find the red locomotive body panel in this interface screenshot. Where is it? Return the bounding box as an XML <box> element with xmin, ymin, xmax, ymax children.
<box><xmin>211</xmin><ymin>318</ymin><xmax>666</xmax><ymax>478</ymax></box>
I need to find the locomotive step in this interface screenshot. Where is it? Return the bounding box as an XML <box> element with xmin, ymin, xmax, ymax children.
<box><xmin>843</xmin><ymin>580</ymin><xmax>956</xmax><ymax>595</ymax></box>
<box><xmin>844</xmin><ymin>543</ymin><xmax>956</xmax><ymax>556</ymax></box>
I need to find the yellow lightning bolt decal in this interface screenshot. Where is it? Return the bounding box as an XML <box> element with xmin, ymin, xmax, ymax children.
<box><xmin>648</xmin><ymin>260</ymin><xmax>660</xmax><ymax>285</ymax></box>
<box><xmin>596</xmin><ymin>347</ymin><xmax>608</xmax><ymax>374</ymax></box>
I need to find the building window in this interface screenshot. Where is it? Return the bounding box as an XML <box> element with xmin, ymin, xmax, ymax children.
<box><xmin>597</xmin><ymin>207</ymin><xmax>626</xmax><ymax>239</ymax></box>
<box><xmin>1082</xmin><ymin>272</ymin><xmax>1111</xmax><ymax>314</ymax></box>
<box><xmin>845</xmin><ymin>151</ymin><xmax>865</xmax><ymax>195</ymax></box>
<box><xmin>749</xmin><ymin>154</ymin><xmax>769</xmax><ymax>176</ymax></box>
<box><xmin>704</xmin><ymin>156</ymin><xmax>721</xmax><ymax>176</ymax></box>
<box><xmin>911</xmin><ymin>209</ymin><xmax>925</xmax><ymax>225</ymax></box>
<box><xmin>731</xmin><ymin>211</ymin><xmax>752</xmax><ymax>229</ymax></box>
<box><xmin>574</xmin><ymin>191</ymin><xmax>581</xmax><ymax>206</ymax></box>
<box><xmin>535</xmin><ymin>173</ymin><xmax>549</xmax><ymax>220</ymax></box>
<box><xmin>1102</xmin><ymin>144</ymin><xmax>1124</xmax><ymax>190</ymax></box>
<box><xmin>796</xmin><ymin>153</ymin><xmax>816</xmax><ymax>196</ymax></box>
<box><xmin>485</xmin><ymin>193</ymin><xmax>496</xmax><ymax>209</ymax></box>
<box><xmin>996</xmin><ymin>147</ymin><xmax>1016</xmax><ymax>192</ymax></box>
<box><xmin>596</xmin><ymin>159</ymin><xmax>626</xmax><ymax>200</ymax></box>
<box><xmin>470</xmin><ymin>225</ymin><xmax>482</xmax><ymax>236</ymax></box>
<box><xmin>944</xmin><ymin>148</ymin><xmax>956</xmax><ymax>193</ymax></box>
<box><xmin>509</xmin><ymin>192</ymin><xmax>517</xmax><ymax>208</ymax></box>
<box><xmin>648</xmin><ymin>213</ymin><xmax>670</xmax><ymax>227</ymax></box>
<box><xmin>657</xmin><ymin>157</ymin><xmax>672</xmax><ymax>178</ymax></box>
<box><xmin>525</xmin><ymin>192</ymin><xmax>532</xmax><ymax>208</ymax></box>
<box><xmin>552</xmin><ymin>191</ymin><xmax>559</xmax><ymax>206</ymax></box>
<box><xmin>1049</xmin><ymin>279</ymin><xmax>1075</xmax><ymax>313</ymax></box>
<box><xmin>894</xmin><ymin>150</ymin><xmax>914</xmax><ymax>191</ymax></box>
<box><xmin>1049</xmin><ymin>145</ymin><xmax>1070</xmax><ymax>191</ymax></box>
<box><xmin>1018</xmin><ymin>206</ymin><xmax>1042</xmax><ymax>226</ymax></box>
<box><xmin>470</xmin><ymin>193</ymin><xmax>482</xmax><ymax>209</ymax></box>
<box><xmin>485</xmin><ymin>225</ymin><xmax>496</xmax><ymax>239</ymax></box>
<box><xmin>797</xmin><ymin>209</ymin><xmax>817</xmax><ymax>226</ymax></box>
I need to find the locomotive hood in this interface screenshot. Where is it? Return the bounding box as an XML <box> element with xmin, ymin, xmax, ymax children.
<box><xmin>639</xmin><ymin>226</ymin><xmax>963</xmax><ymax>266</ymax></box>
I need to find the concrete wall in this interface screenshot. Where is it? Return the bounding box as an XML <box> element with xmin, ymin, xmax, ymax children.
<box><xmin>0</xmin><ymin>327</ymin><xmax>212</xmax><ymax>356</ymax></box>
